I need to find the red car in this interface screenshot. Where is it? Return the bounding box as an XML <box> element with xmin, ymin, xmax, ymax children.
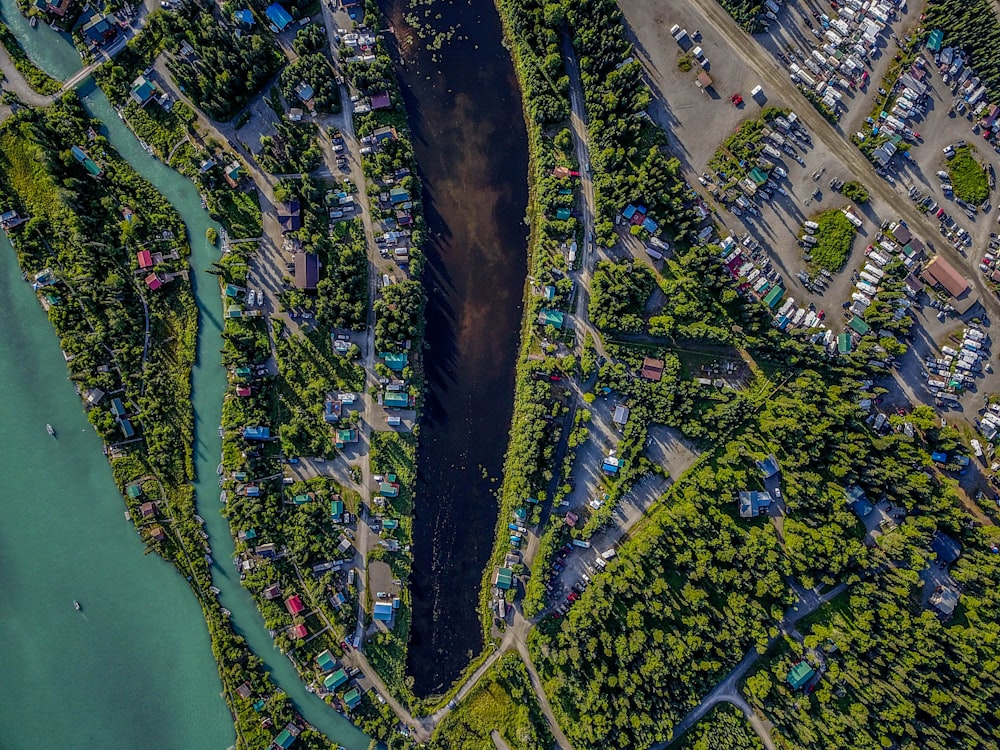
<box><xmin>817</xmin><ymin>310</ymin><xmax>825</xmax><ymax>320</ymax></box>
<box><xmin>567</xmin><ymin>592</ymin><xmax>579</xmax><ymax>602</ymax></box>
<box><xmin>936</xmin><ymin>207</ymin><xmax>946</xmax><ymax>219</ymax></box>
<box><xmin>860</xmin><ymin>71</ymin><xmax>869</xmax><ymax>85</ymax></box>
<box><xmin>731</xmin><ymin>93</ymin><xmax>743</xmax><ymax>106</ymax></box>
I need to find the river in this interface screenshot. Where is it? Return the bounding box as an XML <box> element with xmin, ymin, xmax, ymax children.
<box><xmin>0</xmin><ymin>4</ymin><xmax>368</xmax><ymax>747</ymax></box>
<box><xmin>379</xmin><ymin>0</ymin><xmax>530</xmax><ymax>695</ymax></box>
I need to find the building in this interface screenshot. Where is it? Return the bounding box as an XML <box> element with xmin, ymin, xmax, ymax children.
<box><xmin>81</xmin><ymin>12</ymin><xmax>119</xmax><ymax>46</ymax></box>
<box><xmin>389</xmin><ymin>187</ymin><xmax>410</xmax><ymax>204</ymax></box>
<box><xmin>921</xmin><ymin>256</ymin><xmax>969</xmax><ymax>298</ymax></box>
<box><xmin>786</xmin><ymin>660</ymin><xmax>816</xmax><ymax>690</ymax></box>
<box><xmin>696</xmin><ymin>71</ymin><xmax>713</xmax><ymax>90</ymax></box>
<box><xmin>372</xmin><ymin>126</ymin><xmax>397</xmax><ymax>144</ymax></box>
<box><xmin>136</xmin><ymin>249</ymin><xmax>154</xmax><ymax>270</ymax></box>
<box><xmin>294</xmin><ymin>253</ymin><xmax>320</xmax><ymax>290</ymax></box>
<box><xmin>243</xmin><ymin>426</ymin><xmax>271</xmax><ymax>440</ymax></box>
<box><xmin>384</xmin><ymin>391</ymin><xmax>409</xmax><ymax>409</ymax></box>
<box><xmin>538</xmin><ymin>308</ymin><xmax>564</xmax><ymax>329</ymax></box>
<box><xmin>37</xmin><ymin>0</ymin><xmax>74</xmax><ymax>17</ymax></box>
<box><xmin>262</xmin><ymin>582</ymin><xmax>282</xmax><ymax>600</ymax></box>
<box><xmin>738</xmin><ymin>490</ymin><xmax>772</xmax><ymax>518</ymax></box>
<box><xmin>602</xmin><ymin>455</ymin><xmax>621</xmax><ymax>475</ymax></box>
<box><xmin>316</xmin><ymin>650</ymin><xmax>337</xmax><ymax>673</ymax></box>
<box><xmin>494</xmin><ymin>567</ymin><xmax>513</xmax><ymax>590</ymax></box>
<box><xmin>324</xmin><ymin>668</ymin><xmax>348</xmax><ymax>690</ymax></box>
<box><xmin>929</xmin><ymin>584</ymin><xmax>960</xmax><ymax>616</ymax></box>
<box><xmin>139</xmin><ymin>501</ymin><xmax>157</xmax><ymax>518</ymax></box>
<box><xmin>342</xmin><ymin>688</ymin><xmax>362</xmax><ymax>710</ymax></box>
<box><xmin>370</xmin><ymin>91</ymin><xmax>392</xmax><ymax>110</ymax></box>
<box><xmin>612</xmin><ymin>404</ymin><xmax>630</xmax><ymax>427</ymax></box>
<box><xmin>0</xmin><ymin>210</ymin><xmax>27</xmax><ymax>231</ymax></box>
<box><xmin>71</xmin><ymin>145</ymin><xmax>103</xmax><ymax>176</ymax></box>
<box><xmin>149</xmin><ymin>524</ymin><xmax>167</xmax><ymax>542</ymax></box>
<box><xmin>294</xmin><ymin>82</ymin><xmax>315</xmax><ymax>106</ymax></box>
<box><xmin>236</xmin><ymin>682</ymin><xmax>253</xmax><ymax>699</ymax></box>
<box><xmin>381</xmin><ymin>351</ymin><xmax>408</xmax><ymax>371</ymax></box>
<box><xmin>641</xmin><ymin>357</ymin><xmax>664</xmax><ymax>381</ymax></box>
<box><xmin>277</xmin><ymin>200</ymin><xmax>301</xmax><ymax>233</ymax></box>
<box><xmin>130</xmin><ymin>76</ymin><xmax>157</xmax><ymax>106</ymax></box>
<box><xmin>264</xmin><ymin>2</ymin><xmax>293</xmax><ymax>30</ymax></box>
<box><xmin>930</xmin><ymin>532</ymin><xmax>962</xmax><ymax>565</ymax></box>
<box><xmin>335</xmin><ymin>429</ymin><xmax>357</xmax><ymax>447</ymax></box>
<box><xmin>144</xmin><ymin>273</ymin><xmax>163</xmax><ymax>291</ymax></box>
<box><xmin>224</xmin><ymin>161</ymin><xmax>243</xmax><ymax>188</ymax></box>
<box><xmin>285</xmin><ymin>594</ymin><xmax>305</xmax><ymax>615</ymax></box>
<box><xmin>234</xmin><ymin>8</ymin><xmax>255</xmax><ymax>25</ymax></box>
<box><xmin>288</xmin><ymin>623</ymin><xmax>308</xmax><ymax>639</ymax></box>
<box><xmin>756</xmin><ymin>455</ymin><xmax>780</xmax><ymax>478</ymax></box>
<box><xmin>373</xmin><ymin>601</ymin><xmax>393</xmax><ymax>622</ymax></box>
<box><xmin>330</xmin><ymin>499</ymin><xmax>345</xmax><ymax>519</ymax></box>
<box><xmin>378</xmin><ymin>481</ymin><xmax>400</xmax><ymax>497</ymax></box>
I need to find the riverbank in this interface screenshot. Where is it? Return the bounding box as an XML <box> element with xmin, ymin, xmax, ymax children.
<box><xmin>0</xmin><ymin>19</ymin><xmax>60</xmax><ymax>94</ymax></box>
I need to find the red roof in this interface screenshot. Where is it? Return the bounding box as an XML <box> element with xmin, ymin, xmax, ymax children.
<box><xmin>237</xmin><ymin>386</ymin><xmax>252</xmax><ymax>397</ymax></box>
<box><xmin>137</xmin><ymin>249</ymin><xmax>153</xmax><ymax>269</ymax></box>
<box><xmin>145</xmin><ymin>273</ymin><xmax>162</xmax><ymax>290</ymax></box>
<box><xmin>285</xmin><ymin>594</ymin><xmax>305</xmax><ymax>614</ymax></box>
<box><xmin>289</xmin><ymin>623</ymin><xmax>308</xmax><ymax>639</ymax></box>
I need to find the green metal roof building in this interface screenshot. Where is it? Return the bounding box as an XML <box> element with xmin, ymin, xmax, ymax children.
<box><xmin>330</xmin><ymin>499</ymin><xmax>344</xmax><ymax>518</ymax></box>
<box><xmin>762</xmin><ymin>285</ymin><xmax>784</xmax><ymax>309</ymax></box>
<box><xmin>495</xmin><ymin>567</ymin><xmax>513</xmax><ymax>590</ymax></box>
<box><xmin>316</xmin><ymin>650</ymin><xmax>336</xmax><ymax>672</ymax></box>
<box><xmin>538</xmin><ymin>308</ymin><xmax>565</xmax><ymax>329</ymax></box>
<box><xmin>837</xmin><ymin>333</ymin><xmax>852</xmax><ymax>354</ymax></box>
<box><xmin>324</xmin><ymin>668</ymin><xmax>348</xmax><ymax>690</ymax></box>
<box><xmin>786</xmin><ymin>661</ymin><xmax>816</xmax><ymax>690</ymax></box>
<box><xmin>343</xmin><ymin>687</ymin><xmax>362</xmax><ymax>709</ymax></box>
<box><xmin>272</xmin><ymin>729</ymin><xmax>296</xmax><ymax>749</ymax></box>
<box><xmin>848</xmin><ymin>316</ymin><xmax>870</xmax><ymax>335</ymax></box>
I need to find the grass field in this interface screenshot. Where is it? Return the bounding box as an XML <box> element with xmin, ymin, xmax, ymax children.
<box><xmin>948</xmin><ymin>146</ymin><xmax>989</xmax><ymax>204</ymax></box>
<box><xmin>808</xmin><ymin>209</ymin><xmax>856</xmax><ymax>272</ymax></box>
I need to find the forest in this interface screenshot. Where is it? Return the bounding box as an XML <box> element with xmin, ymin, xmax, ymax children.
<box><xmin>588</xmin><ymin>260</ymin><xmax>656</xmax><ymax>332</ymax></box>
<box><xmin>280</xmin><ymin>53</ymin><xmax>342</xmax><ymax>115</ymax></box>
<box><xmin>715</xmin><ymin>0</ymin><xmax>766</xmax><ymax>33</ymax></box>
<box><xmin>924</xmin><ymin>0</ymin><xmax>1000</xmax><ymax>102</ymax></box>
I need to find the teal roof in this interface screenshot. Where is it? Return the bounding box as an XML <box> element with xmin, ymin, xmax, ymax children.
<box><xmin>330</xmin><ymin>499</ymin><xmax>344</xmax><ymax>516</ymax></box>
<box><xmin>384</xmin><ymin>391</ymin><xmax>409</xmax><ymax>408</ymax></box>
<box><xmin>343</xmin><ymin>687</ymin><xmax>362</xmax><ymax>708</ymax></box>
<box><xmin>316</xmin><ymin>650</ymin><xmax>336</xmax><ymax>671</ymax></box>
<box><xmin>538</xmin><ymin>309</ymin><xmax>564</xmax><ymax>329</ymax></box>
<box><xmin>381</xmin><ymin>351</ymin><xmax>408</xmax><ymax>370</ymax></box>
<box><xmin>273</xmin><ymin>729</ymin><xmax>295</xmax><ymax>749</ymax></box>
<box><xmin>324</xmin><ymin>668</ymin><xmax>348</xmax><ymax>690</ymax></box>
<box><xmin>787</xmin><ymin>661</ymin><xmax>816</xmax><ymax>689</ymax></box>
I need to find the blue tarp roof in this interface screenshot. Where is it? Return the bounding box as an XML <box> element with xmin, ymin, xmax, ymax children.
<box><xmin>234</xmin><ymin>8</ymin><xmax>255</xmax><ymax>24</ymax></box>
<box><xmin>931</xmin><ymin>451</ymin><xmax>947</xmax><ymax>463</ymax></box>
<box><xmin>265</xmin><ymin>3</ymin><xmax>292</xmax><ymax>29</ymax></box>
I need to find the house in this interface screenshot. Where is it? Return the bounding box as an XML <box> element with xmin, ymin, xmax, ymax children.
<box><xmin>270</xmin><ymin>728</ymin><xmax>297</xmax><ymax>750</ymax></box>
<box><xmin>130</xmin><ymin>76</ymin><xmax>157</xmax><ymax>106</ymax></box>
<box><xmin>120</xmin><ymin>419</ymin><xmax>135</xmax><ymax>438</ymax></box>
<box><xmin>137</xmin><ymin>250</ymin><xmax>154</xmax><ymax>270</ymax></box>
<box><xmin>565</xmin><ymin>512</ymin><xmax>579</xmax><ymax>527</ymax></box>
<box><xmin>330</xmin><ymin>499</ymin><xmax>345</xmax><ymax>519</ymax></box>
<box><xmin>0</xmin><ymin>210</ymin><xmax>27</xmax><ymax>231</ymax></box>
<box><xmin>236</xmin><ymin>682</ymin><xmax>253</xmax><ymax>699</ymax></box>
<box><xmin>929</xmin><ymin>584</ymin><xmax>960</xmax><ymax>616</ymax></box>
<box><xmin>224</xmin><ymin>161</ymin><xmax>243</xmax><ymax>188</ymax></box>
<box><xmin>316</xmin><ymin>650</ymin><xmax>337</xmax><ymax>673</ymax></box>
<box><xmin>342</xmin><ymin>687</ymin><xmax>362</xmax><ymax>709</ymax></box>
<box><xmin>845</xmin><ymin>485</ymin><xmax>873</xmax><ymax>517</ymax></box>
<box><xmin>372</xmin><ymin>126</ymin><xmax>397</xmax><ymax>144</ymax></box>
<box><xmin>293</xmin><ymin>493</ymin><xmax>311</xmax><ymax>505</ymax></box>
<box><xmin>381</xmin><ymin>351</ymin><xmax>408</xmax><ymax>371</ymax></box>
<box><xmin>145</xmin><ymin>273</ymin><xmax>163</xmax><ymax>291</ymax></box>
<box><xmin>370</xmin><ymin>91</ymin><xmax>392</xmax><ymax>110</ymax></box>
<box><xmin>756</xmin><ymin>455</ymin><xmax>780</xmax><ymax>478</ymax></box>
<box><xmin>786</xmin><ymin>660</ymin><xmax>816</xmax><ymax>690</ymax></box>
<box><xmin>378</xmin><ymin>481</ymin><xmax>400</xmax><ymax>497</ymax></box>
<box><xmin>324</xmin><ymin>668</ymin><xmax>348</xmax><ymax>690</ymax></box>
<box><xmin>264</xmin><ymin>2</ymin><xmax>293</xmax><ymax>30</ymax></box>
<box><xmin>243</xmin><ymin>426</ymin><xmax>271</xmax><ymax>440</ymax></box>
<box><xmin>323</xmin><ymin>398</ymin><xmax>343</xmax><ymax>423</ymax></box>
<box><xmin>494</xmin><ymin>567</ymin><xmax>513</xmax><ymax>590</ymax></box>
<box><xmin>602</xmin><ymin>455</ymin><xmax>621</xmax><ymax>475</ymax></box>
<box><xmin>930</xmin><ymin>532</ymin><xmax>962</xmax><ymax>565</ymax></box>
<box><xmin>389</xmin><ymin>187</ymin><xmax>410</xmax><ymax>204</ymax></box>
<box><xmin>277</xmin><ymin>200</ymin><xmax>301</xmax><ymax>233</ymax></box>
<box><xmin>234</xmin><ymin>8</ymin><xmax>255</xmax><ymax>25</ymax></box>
<box><xmin>81</xmin><ymin>12</ymin><xmax>119</xmax><ymax>46</ymax></box>
<box><xmin>294</xmin><ymin>82</ymin><xmax>315</xmax><ymax>106</ymax></box>
<box><xmin>256</xmin><ymin>543</ymin><xmax>278</xmax><ymax>559</ymax></box>
<box><xmin>288</xmin><ymin>623</ymin><xmax>308</xmax><ymax>639</ymax></box>
<box><xmin>921</xmin><ymin>256</ymin><xmax>969</xmax><ymax>298</ymax></box>
<box><xmin>139</xmin><ymin>501</ymin><xmax>157</xmax><ymax>518</ymax></box>
<box><xmin>612</xmin><ymin>405</ymin><xmax>630</xmax><ymax>427</ymax></box>
<box><xmin>110</xmin><ymin>397</ymin><xmax>126</xmax><ymax>418</ymax></box>
<box><xmin>335</xmin><ymin>429</ymin><xmax>357</xmax><ymax>447</ymax></box>
<box><xmin>555</xmin><ymin>208</ymin><xmax>572</xmax><ymax>221</ymax></box>
<box><xmin>262</xmin><ymin>582</ymin><xmax>282</xmax><ymax>600</ymax></box>
<box><xmin>641</xmin><ymin>357</ymin><xmax>664</xmax><ymax>381</ymax></box>
<box><xmin>285</xmin><ymin>595</ymin><xmax>305</xmax><ymax>615</ymax></box>
<box><xmin>149</xmin><ymin>524</ymin><xmax>167</xmax><ymax>541</ymax></box>
<box><xmin>38</xmin><ymin>0</ymin><xmax>73</xmax><ymax>17</ymax></box>
<box><xmin>537</xmin><ymin>309</ymin><xmax>564</xmax><ymax>329</ymax></box>
<box><xmin>71</xmin><ymin>145</ymin><xmax>103</xmax><ymax>176</ymax></box>
<box><xmin>237</xmin><ymin>386</ymin><xmax>252</xmax><ymax>397</ymax></box>
<box><xmin>373</xmin><ymin>601</ymin><xmax>393</xmax><ymax>622</ymax></box>
<box><xmin>738</xmin><ymin>490</ymin><xmax>772</xmax><ymax>518</ymax></box>
<box><xmin>384</xmin><ymin>391</ymin><xmax>410</xmax><ymax>409</ymax></box>
<box><xmin>294</xmin><ymin>253</ymin><xmax>320</xmax><ymax>290</ymax></box>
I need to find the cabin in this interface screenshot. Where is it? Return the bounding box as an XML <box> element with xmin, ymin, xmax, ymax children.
<box><xmin>294</xmin><ymin>82</ymin><xmax>315</xmax><ymax>107</ymax></box>
<box><xmin>294</xmin><ymin>253</ymin><xmax>320</xmax><ymax>291</ymax></box>
<box><xmin>929</xmin><ymin>584</ymin><xmax>960</xmax><ymax>616</ymax></box>
<box><xmin>930</xmin><ymin>532</ymin><xmax>962</xmax><ymax>565</ymax></box>
<box><xmin>537</xmin><ymin>309</ymin><xmax>564</xmax><ymax>329</ymax></box>
<box><xmin>786</xmin><ymin>660</ymin><xmax>816</xmax><ymax>691</ymax></box>
<box><xmin>136</xmin><ymin>250</ymin><xmax>154</xmax><ymax>270</ymax></box>
<box><xmin>641</xmin><ymin>357</ymin><xmax>664</xmax><ymax>382</ymax></box>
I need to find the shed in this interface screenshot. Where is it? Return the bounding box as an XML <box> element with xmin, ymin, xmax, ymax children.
<box><xmin>696</xmin><ymin>71</ymin><xmax>713</xmax><ymax>89</ymax></box>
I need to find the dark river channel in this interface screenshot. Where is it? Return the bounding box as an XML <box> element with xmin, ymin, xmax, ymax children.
<box><xmin>378</xmin><ymin>0</ymin><xmax>530</xmax><ymax>695</ymax></box>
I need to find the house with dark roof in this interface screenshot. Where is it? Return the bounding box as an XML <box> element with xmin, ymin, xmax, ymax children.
<box><xmin>756</xmin><ymin>455</ymin><xmax>780</xmax><ymax>478</ymax></box>
<box><xmin>370</xmin><ymin>91</ymin><xmax>392</xmax><ymax>110</ymax></box>
<box><xmin>277</xmin><ymin>200</ymin><xmax>301</xmax><ymax>233</ymax></box>
<box><xmin>930</xmin><ymin>532</ymin><xmax>962</xmax><ymax>565</ymax></box>
<box><xmin>81</xmin><ymin>12</ymin><xmax>119</xmax><ymax>46</ymax></box>
<box><xmin>929</xmin><ymin>584</ymin><xmax>960</xmax><ymax>616</ymax></box>
<box><xmin>738</xmin><ymin>490</ymin><xmax>772</xmax><ymax>518</ymax></box>
<box><xmin>294</xmin><ymin>252</ymin><xmax>320</xmax><ymax>290</ymax></box>
<box><xmin>294</xmin><ymin>82</ymin><xmax>315</xmax><ymax>107</ymax></box>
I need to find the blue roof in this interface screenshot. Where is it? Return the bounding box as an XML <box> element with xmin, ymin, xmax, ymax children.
<box><xmin>931</xmin><ymin>451</ymin><xmax>947</xmax><ymax>463</ymax></box>
<box><xmin>373</xmin><ymin>601</ymin><xmax>393</xmax><ymax>621</ymax></box>
<box><xmin>622</xmin><ymin>204</ymin><xmax>637</xmax><ymax>219</ymax></box>
<box><xmin>71</xmin><ymin>145</ymin><xmax>87</xmax><ymax>162</ymax></box>
<box><xmin>381</xmin><ymin>351</ymin><xmax>408</xmax><ymax>370</ymax></box>
<box><xmin>234</xmin><ymin>8</ymin><xmax>255</xmax><ymax>25</ymax></box>
<box><xmin>265</xmin><ymin>3</ymin><xmax>292</xmax><ymax>29</ymax></box>
<box><xmin>642</xmin><ymin>217</ymin><xmax>658</xmax><ymax>233</ymax></box>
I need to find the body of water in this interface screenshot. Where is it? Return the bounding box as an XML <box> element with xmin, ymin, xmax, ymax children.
<box><xmin>0</xmin><ymin>5</ymin><xmax>368</xmax><ymax>747</ymax></box>
<box><xmin>380</xmin><ymin>0</ymin><xmax>530</xmax><ymax>695</ymax></box>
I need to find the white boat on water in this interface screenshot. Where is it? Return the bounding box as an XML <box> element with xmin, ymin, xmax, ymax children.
<box><xmin>217</xmin><ymin>462</ymin><xmax>224</xmax><ymax>475</ymax></box>
<box><xmin>218</xmin><ymin>425</ymin><xmax>224</xmax><ymax>437</ymax></box>
<box><xmin>46</xmin><ymin>423</ymin><xmax>55</xmax><ymax>437</ymax></box>
<box><xmin>209</xmin><ymin>586</ymin><xmax>221</xmax><ymax>595</ymax></box>
<box><xmin>220</xmin><ymin>490</ymin><xmax>228</xmax><ymax>503</ymax></box>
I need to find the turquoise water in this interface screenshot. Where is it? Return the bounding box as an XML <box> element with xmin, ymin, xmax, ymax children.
<box><xmin>0</xmin><ymin>4</ymin><xmax>369</xmax><ymax>747</ymax></box>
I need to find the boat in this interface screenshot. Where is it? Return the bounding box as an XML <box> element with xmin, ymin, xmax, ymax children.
<box><xmin>220</xmin><ymin>490</ymin><xmax>228</xmax><ymax>503</ymax></box>
<box><xmin>194</xmin><ymin>514</ymin><xmax>205</xmax><ymax>525</ymax></box>
<box><xmin>218</xmin><ymin>425</ymin><xmax>224</xmax><ymax>437</ymax></box>
<box><xmin>220</xmin><ymin>608</ymin><xmax>231</xmax><ymax>617</ymax></box>
<box><xmin>73</xmin><ymin>600</ymin><xmax>81</xmax><ymax>611</ymax></box>
<box><xmin>209</xmin><ymin>585</ymin><xmax>221</xmax><ymax>595</ymax></box>
<box><xmin>46</xmin><ymin>423</ymin><xmax>55</xmax><ymax>437</ymax></box>
<box><xmin>217</xmin><ymin>462</ymin><xmax>224</xmax><ymax>475</ymax></box>
<box><xmin>29</xmin><ymin>15</ymin><xmax>37</xmax><ymax>26</ymax></box>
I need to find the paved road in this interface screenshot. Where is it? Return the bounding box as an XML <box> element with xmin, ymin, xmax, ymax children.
<box><xmin>677</xmin><ymin>0</ymin><xmax>1000</xmax><ymax>321</ymax></box>
<box><xmin>654</xmin><ymin>581</ymin><xmax>847</xmax><ymax>749</ymax></box>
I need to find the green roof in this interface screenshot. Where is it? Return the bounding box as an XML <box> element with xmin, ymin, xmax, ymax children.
<box><xmin>749</xmin><ymin>166</ymin><xmax>769</xmax><ymax>185</ymax></box>
<box><xmin>324</xmin><ymin>668</ymin><xmax>348</xmax><ymax>690</ymax></box>
<box><xmin>762</xmin><ymin>285</ymin><xmax>784</xmax><ymax>308</ymax></box>
<box><xmin>273</xmin><ymin>729</ymin><xmax>295</xmax><ymax>749</ymax></box>
<box><xmin>538</xmin><ymin>308</ymin><xmax>564</xmax><ymax>329</ymax></box>
<box><xmin>343</xmin><ymin>687</ymin><xmax>362</xmax><ymax>708</ymax></box>
<box><xmin>837</xmin><ymin>333</ymin><xmax>852</xmax><ymax>354</ymax></box>
<box><xmin>126</xmin><ymin>484</ymin><xmax>142</xmax><ymax>499</ymax></box>
<box><xmin>330</xmin><ymin>499</ymin><xmax>344</xmax><ymax>516</ymax></box>
<box><xmin>294</xmin><ymin>494</ymin><xmax>311</xmax><ymax>504</ymax></box>
<box><xmin>316</xmin><ymin>650</ymin><xmax>336</xmax><ymax>671</ymax></box>
<box><xmin>384</xmin><ymin>391</ymin><xmax>409</xmax><ymax>408</ymax></box>
<box><xmin>787</xmin><ymin>661</ymin><xmax>816</xmax><ymax>689</ymax></box>
<box><xmin>848</xmin><ymin>316</ymin><xmax>870</xmax><ymax>335</ymax></box>
<box><xmin>496</xmin><ymin>567</ymin><xmax>513</xmax><ymax>590</ymax></box>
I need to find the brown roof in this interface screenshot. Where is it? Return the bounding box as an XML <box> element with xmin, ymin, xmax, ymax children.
<box><xmin>149</xmin><ymin>524</ymin><xmax>167</xmax><ymax>541</ymax></box>
<box><xmin>294</xmin><ymin>252</ymin><xmax>320</xmax><ymax>290</ymax></box>
<box><xmin>641</xmin><ymin>357</ymin><xmax>664</xmax><ymax>381</ymax></box>
<box><xmin>139</xmin><ymin>501</ymin><xmax>157</xmax><ymax>518</ymax></box>
<box><xmin>921</xmin><ymin>256</ymin><xmax>968</xmax><ymax>298</ymax></box>
<box><xmin>697</xmin><ymin>72</ymin><xmax>713</xmax><ymax>88</ymax></box>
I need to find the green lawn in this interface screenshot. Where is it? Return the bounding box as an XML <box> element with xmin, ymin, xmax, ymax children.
<box><xmin>948</xmin><ymin>146</ymin><xmax>989</xmax><ymax>204</ymax></box>
<box><xmin>808</xmin><ymin>209</ymin><xmax>856</xmax><ymax>272</ymax></box>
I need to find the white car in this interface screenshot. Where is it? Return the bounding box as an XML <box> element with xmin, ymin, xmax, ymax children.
<box><xmin>773</xmin><ymin>165</ymin><xmax>788</xmax><ymax>178</ymax></box>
